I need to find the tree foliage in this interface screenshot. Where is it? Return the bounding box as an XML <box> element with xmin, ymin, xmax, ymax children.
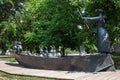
<box><xmin>23</xmin><ymin>0</ymin><xmax>81</xmax><ymax>50</ymax></box>
<box><xmin>1</xmin><ymin>0</ymin><xmax>120</xmax><ymax>52</ymax></box>
<box><xmin>0</xmin><ymin>0</ymin><xmax>26</xmax><ymax>52</ymax></box>
<box><xmin>88</xmin><ymin>0</ymin><xmax>120</xmax><ymax>44</ymax></box>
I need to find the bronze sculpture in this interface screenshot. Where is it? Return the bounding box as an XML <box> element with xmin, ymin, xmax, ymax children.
<box><xmin>77</xmin><ymin>9</ymin><xmax>110</xmax><ymax>53</ymax></box>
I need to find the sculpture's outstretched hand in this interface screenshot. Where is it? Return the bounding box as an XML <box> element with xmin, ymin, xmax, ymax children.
<box><xmin>77</xmin><ymin>8</ymin><xmax>105</xmax><ymax>23</ymax></box>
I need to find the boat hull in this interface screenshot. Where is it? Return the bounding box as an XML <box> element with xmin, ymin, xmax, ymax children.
<box><xmin>12</xmin><ymin>53</ymin><xmax>115</xmax><ymax>72</ymax></box>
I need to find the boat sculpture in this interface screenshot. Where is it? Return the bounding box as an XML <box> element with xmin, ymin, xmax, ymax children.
<box><xmin>12</xmin><ymin>53</ymin><xmax>115</xmax><ymax>72</ymax></box>
<box><xmin>12</xmin><ymin>9</ymin><xmax>116</xmax><ymax>72</ymax></box>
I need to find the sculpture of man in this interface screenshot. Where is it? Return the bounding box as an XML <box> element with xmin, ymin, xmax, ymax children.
<box><xmin>13</xmin><ymin>41</ymin><xmax>22</xmax><ymax>54</ymax></box>
<box><xmin>78</xmin><ymin>9</ymin><xmax>111</xmax><ymax>53</ymax></box>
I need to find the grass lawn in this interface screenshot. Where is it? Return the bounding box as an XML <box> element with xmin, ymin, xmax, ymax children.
<box><xmin>0</xmin><ymin>57</ymin><xmax>58</xmax><ymax>80</ymax></box>
<box><xmin>0</xmin><ymin>71</ymin><xmax>57</xmax><ymax>80</ymax></box>
<box><xmin>0</xmin><ymin>57</ymin><xmax>16</xmax><ymax>62</ymax></box>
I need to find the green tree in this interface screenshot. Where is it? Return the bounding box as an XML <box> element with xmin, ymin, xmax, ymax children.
<box><xmin>0</xmin><ymin>0</ymin><xmax>25</xmax><ymax>53</ymax></box>
<box><xmin>23</xmin><ymin>0</ymin><xmax>82</xmax><ymax>51</ymax></box>
<box><xmin>1</xmin><ymin>0</ymin><xmax>120</xmax><ymax>53</ymax></box>
<box><xmin>87</xmin><ymin>0</ymin><xmax>120</xmax><ymax>45</ymax></box>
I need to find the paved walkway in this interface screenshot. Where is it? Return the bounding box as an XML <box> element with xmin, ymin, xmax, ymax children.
<box><xmin>0</xmin><ymin>60</ymin><xmax>120</xmax><ymax>80</ymax></box>
<box><xmin>0</xmin><ymin>55</ymin><xmax>11</xmax><ymax>58</ymax></box>
<box><xmin>0</xmin><ymin>77</ymin><xmax>11</xmax><ymax>80</ymax></box>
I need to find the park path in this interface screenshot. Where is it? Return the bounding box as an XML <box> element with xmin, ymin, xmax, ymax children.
<box><xmin>0</xmin><ymin>77</ymin><xmax>11</xmax><ymax>80</ymax></box>
<box><xmin>0</xmin><ymin>60</ymin><xmax>120</xmax><ymax>80</ymax></box>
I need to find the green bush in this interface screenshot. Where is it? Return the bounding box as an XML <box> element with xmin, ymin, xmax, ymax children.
<box><xmin>112</xmin><ymin>56</ymin><xmax>120</xmax><ymax>69</ymax></box>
